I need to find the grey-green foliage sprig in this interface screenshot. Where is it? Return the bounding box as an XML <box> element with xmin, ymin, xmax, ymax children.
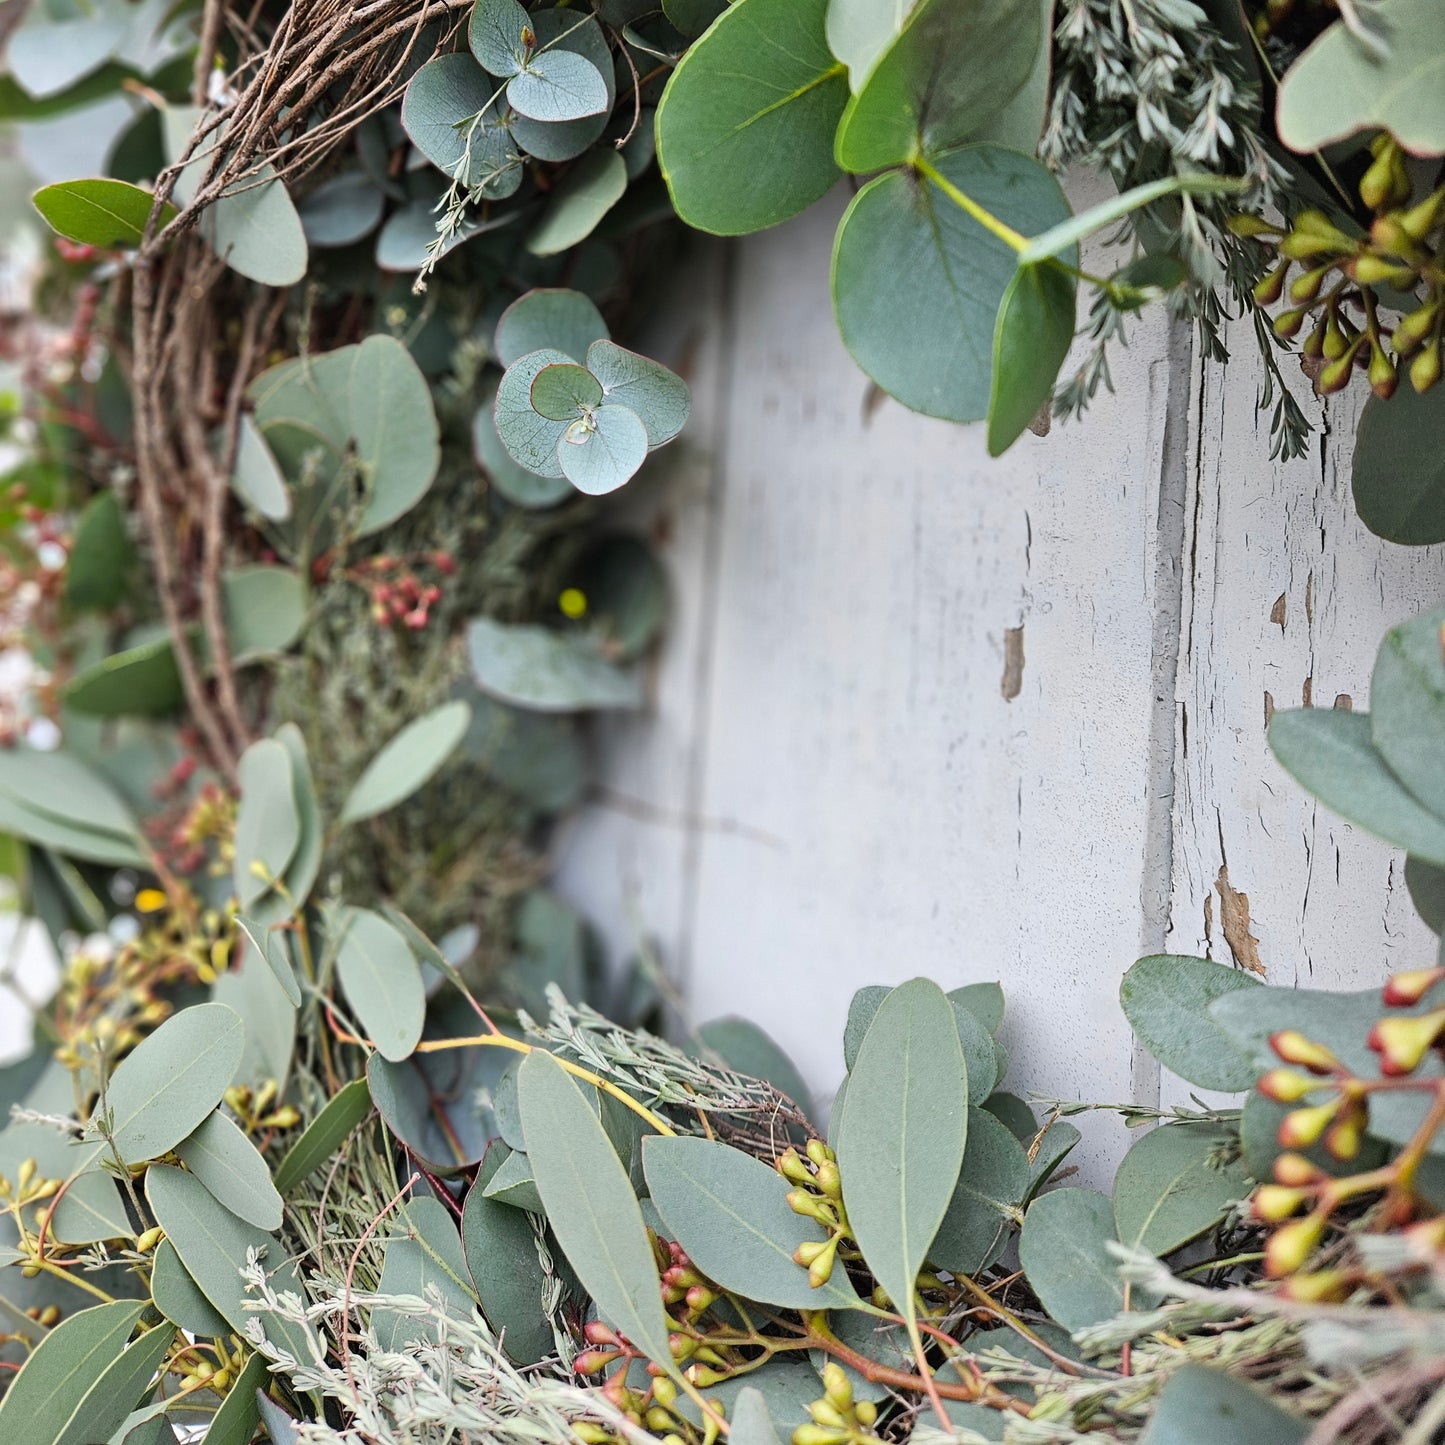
<box><xmin>1042</xmin><ymin>0</ymin><xmax>1312</xmax><ymax>460</ymax></box>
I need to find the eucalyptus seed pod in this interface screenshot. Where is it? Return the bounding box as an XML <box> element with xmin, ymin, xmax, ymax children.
<box><xmin>1368</xmin><ymin>343</ymin><xmax>1398</xmax><ymax>398</ymax></box>
<box><xmin>1410</xmin><ymin>343</ymin><xmax>1443</xmax><ymax>393</ymax></box>
<box><xmin>1319</xmin><ymin>344</ymin><xmax>1362</xmax><ymax>394</ymax></box>
<box><xmin>1253</xmin><ymin>263</ymin><xmax>1289</xmax><ymax>306</ymax></box>
<box><xmin>1360</xmin><ymin>136</ymin><xmax>1411</xmax><ymax>211</ymax></box>
<box><xmin>1391</xmin><ymin>302</ymin><xmax>1440</xmax><ymax>357</ymax></box>
<box><xmin>808</xmin><ymin>1401</ymin><xmax>849</xmax><ymax>1430</ymax></box>
<box><xmin>1273</xmin><ymin>307</ymin><xmax>1308</xmax><ymax>340</ymax></box>
<box><xmin>1288</xmin><ymin>265</ymin><xmax>1330</xmax><ymax>304</ymax></box>
<box><xmin>1349</xmin><ymin>254</ymin><xmax>1419</xmax><ymax>288</ymax></box>
<box><xmin>1399</xmin><ymin>189</ymin><xmax>1445</xmax><ymax>242</ymax></box>
<box><xmin>1226</xmin><ymin>213</ymin><xmax>1280</xmax><ymax>238</ymax></box>
<box><xmin>822</xmin><ymin>1363</ymin><xmax>853</xmax><ymax>1412</ymax></box>
<box><xmin>1320</xmin><ymin>311</ymin><xmax>1352</xmax><ymax>362</ymax></box>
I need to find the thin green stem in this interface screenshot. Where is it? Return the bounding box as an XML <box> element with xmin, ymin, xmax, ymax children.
<box><xmin>914</xmin><ymin>158</ymin><xmax>1027</xmax><ymax>253</ymax></box>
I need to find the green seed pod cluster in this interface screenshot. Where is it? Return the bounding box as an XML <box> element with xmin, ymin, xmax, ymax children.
<box><xmin>795</xmin><ymin>1363</ymin><xmax>882</xmax><ymax>1445</ymax></box>
<box><xmin>1233</xmin><ymin>136</ymin><xmax>1444</xmax><ymax>401</ymax></box>
<box><xmin>782</xmin><ymin>1140</ymin><xmax>852</xmax><ymax>1287</ymax></box>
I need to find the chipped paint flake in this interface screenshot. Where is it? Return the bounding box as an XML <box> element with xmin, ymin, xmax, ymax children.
<box><xmin>1215</xmin><ymin>863</ymin><xmax>1265</xmax><ymax>976</ymax></box>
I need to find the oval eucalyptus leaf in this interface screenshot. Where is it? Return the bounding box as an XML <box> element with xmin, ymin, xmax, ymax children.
<box><xmin>527</xmin><ymin>149</ymin><xmax>627</xmax><ymax>257</ymax></box>
<box><xmin>150</xmin><ymin>1238</ymin><xmax>231</xmax><ymax>1337</ymax></box>
<box><xmin>340</xmin><ymin>700</ymin><xmax>472</xmax><ymax>824</ymax></box>
<box><xmin>1139</xmin><ymin>1365</ymin><xmax>1307</xmax><ymax>1445</ymax></box>
<box><xmin>495</xmin><ymin>348</ymin><xmax>573</xmax><ymax>476</ymax></box>
<box><xmin>655</xmin><ymin>0</ymin><xmax>846</xmax><ymax>235</ymax></box>
<box><xmin>1119</xmin><ymin>955</ymin><xmax>1261</xmax><ymax>1093</ymax></box>
<box><xmin>1026</xmin><ymin>1119</ymin><xmax>1082</xmax><ymax>1200</ymax></box>
<box><xmin>63</xmin><ymin>636</ymin><xmax>182</xmax><ymax>719</ymax></box>
<box><xmin>531</xmin><ymin>362</ymin><xmax>604</xmax><ymax>420</ymax></box>
<box><xmin>373</xmin><ymin>1196</ymin><xmax>478</xmax><ymax>1350</ymax></box>
<box><xmin>65</xmin><ymin>490</ymin><xmax>132</xmax><ymax>611</ymax></box>
<box><xmin>833</xmin><ymin>0</ymin><xmax>1040</xmax><ymax>170</ymax></box>
<box><xmin>175</xmin><ymin>1109</ymin><xmax>284</xmax><ymax>1232</ymax></box>
<box><xmin>843</xmin><ymin>982</ymin><xmax>998</xmax><ymax>1100</ymax></box>
<box><xmin>402</xmin><ymin>54</ymin><xmax>517</xmax><ymax>189</ymax></box>
<box><xmin>145</xmin><ymin>1164</ymin><xmax>314</xmax><ymax>1361</ymax></box>
<box><xmin>273</xmin><ymin>722</ymin><xmax>322</xmax><ymax>917</ymax></box>
<box><xmin>468</xmin><ymin>616</ymin><xmax>644</xmax><ymax>712</ymax></box>
<box><xmin>518</xmin><ymin>1049</ymin><xmax>676</xmax><ymax>1371</ymax></box>
<box><xmin>730</xmin><ymin>1387</ymin><xmax>785</xmax><ymax>1445</ymax></box>
<box><xmin>233</xmin><ymin>738</ymin><xmax>302</xmax><ymax>910</ymax></box>
<box><xmin>221</xmin><ymin>565</ymin><xmax>306</xmax><ymax>658</ymax></box>
<box><xmin>987</xmin><ymin>262</ymin><xmax>1076</xmax><ymax>456</ymax></box>
<box><xmin>834</xmin><ymin>977</ymin><xmax>967</xmax><ymax>1321</ymax></box>
<box><xmin>508</xmin><ymin>50</ymin><xmax>609</xmax><ymax>124</ymax></box>
<box><xmin>95</xmin><ymin>1002</ymin><xmax>244</xmax><ymax>1164</ymax></box>
<box><xmin>643</xmin><ymin>1135</ymin><xmax>862</xmax><ymax>1309</ymax></box>
<box><xmin>256</xmin><ymin>1393</ymin><xmax>301</xmax><ymax>1443</ymax></box>
<box><xmin>482</xmin><ymin>1145</ymin><xmax>546</xmax><ymax>1211</ymax></box>
<box><xmin>1269</xmin><ymin>708</ymin><xmax>1445</xmax><ymax>867</ymax></box>
<box><xmin>273</xmin><ymin>1077</ymin><xmax>373</xmax><ymax>1194</ymax></box>
<box><xmin>509</xmin><ymin>9</ymin><xmax>617</xmax><ymax>161</ymax></box>
<box><xmin>470</xmin><ymin>0</ymin><xmax>532</xmax><ymax>75</ymax></box>
<box><xmin>0</xmin><ymin>747</ymin><xmax>145</xmax><ymax>866</ymax></box>
<box><xmin>0</xmin><ymin>1299</ymin><xmax>147</xmax><ymax>1444</ymax></box>
<box><xmin>297</xmin><ymin>171</ymin><xmax>385</xmax><ymax>248</ymax></box>
<box><xmin>929</xmin><ymin>1106</ymin><xmax>1030</xmax><ymax>1275</ymax></box>
<box><xmin>1018</xmin><ymin>1187</ymin><xmax>1126</xmax><ymax>1332</ymax></box>
<box><xmin>210</xmin><ymin>953</ymin><xmax>296</xmax><ymax>1093</ymax></box>
<box><xmin>833</xmin><ymin>145</ymin><xmax>1070</xmax><ymax>422</ymax></box>
<box><xmin>475</xmin><ymin>378</ymin><xmax>575</xmax><ymax>508</ymax></box>
<box><xmin>368</xmin><ymin>1053</ymin><xmax>485</xmax><ymax>1172</ymax></box>
<box><xmin>1407</xmin><ymin>855</ymin><xmax>1445</xmax><ymax>934</ymax></box>
<box><xmin>232</xmin><ymin>415</ymin><xmax>291</xmax><ymax>521</ymax></box>
<box><xmin>693</xmin><ymin>1017</ymin><xmax>812</xmax><ymax>1118</ymax></box>
<box><xmin>32</xmin><ymin>178</ymin><xmax>174</xmax><ymax>249</ymax></box>
<box><xmin>1371</xmin><ymin>609</ymin><xmax>1445</xmax><ymax>820</ymax></box>
<box><xmin>7</xmin><ymin>8</ymin><xmax>129</xmax><ymax>101</ymax></box>
<box><xmin>1276</xmin><ymin>0</ymin><xmax>1445</xmax><ymax>157</ymax></box>
<box><xmin>951</xmin><ymin>982</ymin><xmax>1005</xmax><ymax>1036</ymax></box>
<box><xmin>348</xmin><ymin>334</ymin><xmax>443</xmax><ymax>535</ymax></box>
<box><xmin>585</xmin><ymin>340</ymin><xmax>691</xmax><ymax>447</ymax></box>
<box><xmin>495</xmin><ymin>289</ymin><xmax>609</xmax><ymax>367</ymax></box>
<box><xmin>49</xmin><ymin>1320</ymin><xmax>175</xmax><ymax>1445</ymax></box>
<box><xmin>1112</xmin><ymin>1123</ymin><xmax>1248</xmax><ymax>1257</ymax></box>
<box><xmin>200</xmin><ymin>1349</ymin><xmax>267</xmax><ymax>1445</ymax></box>
<box><xmin>462</xmin><ymin>1146</ymin><xmax>554</xmax><ymax>1365</ymax></box>
<box><xmin>334</xmin><ymin>908</ymin><xmax>426</xmax><ymax>1062</ymax></box>
<box><xmin>556</xmin><ymin>403</ymin><xmax>650</xmax><ymax>495</ymax></box>
<box><xmin>983</xmin><ymin>1091</ymin><xmax>1036</xmax><ymax>1142</ymax></box>
<box><xmin>825</xmin><ymin>0</ymin><xmax>921</xmax><ymax>88</ymax></box>
<box><xmin>1353</xmin><ymin>385</ymin><xmax>1445</xmax><ymax>545</ymax></box>
<box><xmin>235</xmin><ymin>915</ymin><xmax>302</xmax><ymax>1009</ymax></box>
<box><xmin>202</xmin><ymin>164</ymin><xmax>309</xmax><ymax>287</ymax></box>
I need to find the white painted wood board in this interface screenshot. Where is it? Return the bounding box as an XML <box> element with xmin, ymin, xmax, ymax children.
<box><xmin>557</xmin><ymin>180</ymin><xmax>1443</xmax><ymax>1187</ymax></box>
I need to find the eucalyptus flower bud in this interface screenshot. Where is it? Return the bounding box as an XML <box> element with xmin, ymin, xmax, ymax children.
<box><xmin>1269</xmin><ymin>1031</ymin><xmax>1339</xmax><ymax>1074</ymax></box>
<box><xmin>1265</xmin><ymin>1210</ymin><xmax>1326</xmax><ymax>1277</ymax></box>
<box><xmin>1410</xmin><ymin>343</ymin><xmax>1442</xmax><ymax>393</ymax></box>
<box><xmin>1383</xmin><ymin>968</ymin><xmax>1445</xmax><ymax>1006</ymax></box>
<box><xmin>1277</xmin><ymin>1098</ymin><xmax>1342</xmax><ymax>1149</ymax></box>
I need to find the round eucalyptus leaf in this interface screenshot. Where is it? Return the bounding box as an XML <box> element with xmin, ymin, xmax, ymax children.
<box><xmin>508</xmin><ymin>50</ymin><xmax>609</xmax><ymax>123</ymax></box>
<box><xmin>470</xmin><ymin>0</ymin><xmax>532</xmax><ymax>76</ymax></box>
<box><xmin>1353</xmin><ymin>384</ymin><xmax>1445</xmax><ymax>545</ymax></box>
<box><xmin>494</xmin><ymin>288</ymin><xmax>608</xmax><ymax>367</ymax></box>
<box><xmin>495</xmin><ymin>348</ymin><xmax>574</xmax><ymax>476</ymax></box>
<box><xmin>1019</xmin><ymin>1188</ymin><xmax>1129</xmax><ymax>1332</ymax></box>
<box><xmin>586</xmin><ymin>339</ymin><xmax>690</xmax><ymax>446</ymax></box>
<box><xmin>376</xmin><ymin>199</ymin><xmax>518</xmax><ymax>272</ymax></box>
<box><xmin>232</xmin><ymin>414</ymin><xmax>291</xmax><ymax>521</ymax></box>
<box><xmin>1139</xmin><ymin>1366</ymin><xmax>1308</xmax><ymax>1445</ymax></box>
<box><xmin>526</xmin><ymin>148</ymin><xmax>627</xmax><ymax>256</ymax></box>
<box><xmin>297</xmin><ymin>171</ymin><xmax>385</xmax><ymax>248</ymax></box>
<box><xmin>530</xmin><ymin>362</ymin><xmax>604</xmax><ymax>420</ymax></box>
<box><xmin>655</xmin><ymin>0</ymin><xmax>846</xmax><ymax>235</ymax></box>
<box><xmin>509</xmin><ymin>8</ymin><xmax>617</xmax><ymax>162</ymax></box>
<box><xmin>1371</xmin><ymin>609</ymin><xmax>1445</xmax><ymax>820</ymax></box>
<box><xmin>664</xmin><ymin>0</ymin><xmax>726</xmax><ymax>37</ymax></box>
<box><xmin>474</xmin><ymin>376</ymin><xmax>574</xmax><ymax>507</ymax></box>
<box><xmin>987</xmin><ymin>261</ymin><xmax>1076</xmax><ymax>456</ymax></box>
<box><xmin>221</xmin><ymin>565</ymin><xmax>306</xmax><ymax>658</ymax></box>
<box><xmin>347</xmin><ymin>334</ymin><xmax>442</xmax><ymax>535</ymax></box>
<box><xmin>1112</xmin><ymin>1122</ymin><xmax>1248</xmax><ymax>1257</ymax></box>
<box><xmin>402</xmin><ymin>54</ymin><xmax>519</xmax><ymax>192</ymax></box>
<box><xmin>929</xmin><ymin>1106</ymin><xmax>1030</xmax><ymax>1275</ymax></box>
<box><xmin>833</xmin><ymin>0</ymin><xmax>1041</xmax><ymax>171</ymax></box>
<box><xmin>467</xmin><ymin>616</ymin><xmax>644</xmax><ymax>712</ymax></box>
<box><xmin>832</xmin><ymin>145</ymin><xmax>1071</xmax><ymax>422</ymax></box>
<box><xmin>556</xmin><ymin>403</ymin><xmax>649</xmax><ymax>495</ymax></box>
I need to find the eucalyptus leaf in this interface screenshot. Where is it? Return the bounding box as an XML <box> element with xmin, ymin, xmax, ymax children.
<box><xmin>833</xmin><ymin>145</ymin><xmax>1070</xmax><ymax>422</ymax></box>
<box><xmin>475</xmin><ymin>377</ymin><xmax>574</xmax><ymax>508</ymax></box>
<box><xmin>235</xmin><ymin>914</ymin><xmax>302</xmax><ymax>1009</ymax></box>
<box><xmin>63</xmin><ymin>637</ymin><xmax>182</xmax><ymax>720</ymax></box>
<box><xmin>1407</xmin><ymin>855</ymin><xmax>1445</xmax><ymax>934</ymax></box>
<box><xmin>297</xmin><ymin>171</ymin><xmax>385</xmax><ymax>248</ymax></box>
<box><xmin>373</xmin><ymin>1196</ymin><xmax>478</xmax><ymax>1350</ymax></box>
<box><xmin>586</xmin><ymin>340</ymin><xmax>691</xmax><ymax>447</ymax></box>
<box><xmin>334</xmin><ymin>907</ymin><xmax>426</xmax><ymax>1062</ymax></box>
<box><xmin>33</xmin><ymin>177</ymin><xmax>173</xmax><ymax>249</ymax></box>
<box><xmin>1139</xmin><ymin>1364</ymin><xmax>1307</xmax><ymax>1445</ymax></box>
<box><xmin>693</xmin><ymin>1017</ymin><xmax>812</xmax><ymax>1118</ymax></box>
<box><xmin>212</xmin><ymin>947</ymin><xmax>297</xmax><ymax>1093</ymax></box>
<box><xmin>232</xmin><ymin>415</ymin><xmax>291</xmax><ymax>521</ymax></box>
<box><xmin>843</xmin><ymin>982</ymin><xmax>997</xmax><ymax>1101</ymax></box>
<box><xmin>201</xmin><ymin>1349</ymin><xmax>268</xmax><ymax>1445</ymax></box>
<box><xmin>834</xmin><ymin>977</ymin><xmax>967</xmax><ymax>1321</ymax></box>
<box><xmin>527</xmin><ymin>149</ymin><xmax>627</xmax><ymax>257</ymax></box>
<box><xmin>52</xmin><ymin>1321</ymin><xmax>175</xmax><ymax>1445</ymax></box>
<box><xmin>556</xmin><ymin>403</ymin><xmax>650</xmax><ymax>495</ymax></box>
<box><xmin>509</xmin><ymin>9</ymin><xmax>617</xmax><ymax>162</ymax></box>
<box><xmin>833</xmin><ymin>0</ymin><xmax>1040</xmax><ymax>170</ymax></box>
<box><xmin>150</xmin><ymin>1238</ymin><xmax>231</xmax><ymax>1337</ymax></box>
<box><xmin>531</xmin><ymin>363</ymin><xmax>604</xmax><ymax>420</ymax></box>
<box><xmin>65</xmin><ymin>490</ymin><xmax>132</xmax><ymax>611</ymax></box>
<box><xmin>1026</xmin><ymin>1119</ymin><xmax>1082</xmax><ymax>1199</ymax></box>
<box><xmin>1018</xmin><ymin>1188</ymin><xmax>1126</xmax><ymax>1332</ymax></box>
<box><xmin>0</xmin><ymin>746</ymin><xmax>144</xmax><ymax>862</ymax></box>
<box><xmin>494</xmin><ymin>289</ymin><xmax>609</xmax><ymax>367</ymax></box>
<box><xmin>987</xmin><ymin>261</ymin><xmax>1076</xmax><ymax>456</ymax></box>
<box><xmin>509</xmin><ymin>50</ymin><xmax>609</xmax><ymax>124</ymax></box>
<box><xmin>655</xmin><ymin>0</ymin><xmax>847</xmax><ymax>235</ymax></box>
<box><xmin>470</xmin><ymin>0</ymin><xmax>536</xmax><ymax>75</ymax></box>
<box><xmin>145</xmin><ymin>1164</ymin><xmax>314</xmax><ymax>1361</ymax></box>
<box><xmin>929</xmin><ymin>1106</ymin><xmax>1030</xmax><ymax>1275</ymax></box>
<box><xmin>233</xmin><ymin>738</ymin><xmax>302</xmax><ymax>910</ymax></box>
<box><xmin>468</xmin><ymin>617</ymin><xmax>644</xmax><ymax>711</ymax></box>
<box><xmin>643</xmin><ymin>1135</ymin><xmax>862</xmax><ymax>1309</ymax></box>
<box><xmin>462</xmin><ymin>1147</ymin><xmax>554</xmax><ymax>1365</ymax></box>
<box><xmin>8</xmin><ymin>7</ymin><xmax>130</xmax><ymax>101</ymax></box>
<box><xmin>176</xmin><ymin>1109</ymin><xmax>285</xmax><ymax>1231</ymax></box>
<box><xmin>1112</xmin><ymin>1123</ymin><xmax>1248</xmax><ymax>1257</ymax></box>
<box><xmin>482</xmin><ymin>1145</ymin><xmax>545</xmax><ymax>1211</ymax></box>
<box><xmin>495</xmin><ymin>348</ymin><xmax>573</xmax><ymax>476</ymax></box>
<box><xmin>402</xmin><ymin>55</ymin><xmax>519</xmax><ymax>193</ymax></box>
<box><xmin>1371</xmin><ymin>609</ymin><xmax>1445</xmax><ymax>820</ymax></box>
<box><xmin>1119</xmin><ymin>955</ymin><xmax>1261</xmax><ymax>1093</ymax></box>
<box><xmin>340</xmin><ymin>700</ymin><xmax>472</xmax><ymax>824</ymax></box>
<box><xmin>368</xmin><ymin>1053</ymin><xmax>486</xmax><ymax>1172</ymax></box>
<box><xmin>94</xmin><ymin>1001</ymin><xmax>244</xmax><ymax>1164</ymax></box>
<box><xmin>518</xmin><ymin>1050</ymin><xmax>676</xmax><ymax>1372</ymax></box>
<box><xmin>222</xmin><ymin>566</ymin><xmax>306</xmax><ymax>657</ymax></box>
<box><xmin>1269</xmin><ymin>708</ymin><xmax>1445</xmax><ymax>867</ymax></box>
<box><xmin>825</xmin><ymin>0</ymin><xmax>922</xmax><ymax>89</ymax></box>
<box><xmin>1276</xmin><ymin>0</ymin><xmax>1445</xmax><ymax>157</ymax></box>
<box><xmin>1353</xmin><ymin>385</ymin><xmax>1445</xmax><ymax>545</ymax></box>
<box><xmin>273</xmin><ymin>1077</ymin><xmax>373</xmax><ymax>1194</ymax></box>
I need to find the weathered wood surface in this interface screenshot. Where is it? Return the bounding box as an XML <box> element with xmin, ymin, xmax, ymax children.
<box><xmin>558</xmin><ymin>180</ymin><xmax>1445</xmax><ymax>1186</ymax></box>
